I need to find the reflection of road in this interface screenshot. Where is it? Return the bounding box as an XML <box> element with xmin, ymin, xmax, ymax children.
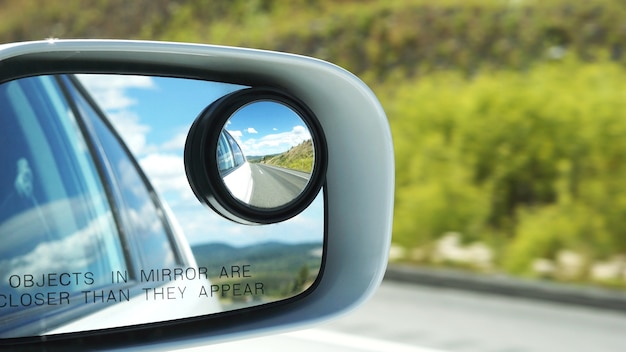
<box><xmin>248</xmin><ymin>164</ymin><xmax>311</xmax><ymax>208</ymax></box>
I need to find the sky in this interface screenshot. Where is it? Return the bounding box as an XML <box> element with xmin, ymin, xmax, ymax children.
<box><xmin>226</xmin><ymin>101</ymin><xmax>312</xmax><ymax>157</ymax></box>
<box><xmin>77</xmin><ymin>74</ymin><xmax>324</xmax><ymax>247</ymax></box>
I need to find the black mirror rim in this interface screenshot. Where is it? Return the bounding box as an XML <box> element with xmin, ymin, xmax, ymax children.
<box><xmin>185</xmin><ymin>87</ymin><xmax>327</xmax><ymax>225</ymax></box>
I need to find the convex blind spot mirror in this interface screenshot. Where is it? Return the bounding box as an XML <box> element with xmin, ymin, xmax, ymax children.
<box><xmin>185</xmin><ymin>87</ymin><xmax>327</xmax><ymax>225</ymax></box>
<box><xmin>220</xmin><ymin>102</ymin><xmax>314</xmax><ymax>207</ymax></box>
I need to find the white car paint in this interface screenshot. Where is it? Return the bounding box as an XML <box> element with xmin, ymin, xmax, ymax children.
<box><xmin>223</xmin><ymin>161</ymin><xmax>253</xmax><ymax>203</ymax></box>
<box><xmin>47</xmin><ymin>201</ymin><xmax>222</xmax><ymax>334</ymax></box>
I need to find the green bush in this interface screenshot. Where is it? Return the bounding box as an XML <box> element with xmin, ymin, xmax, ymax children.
<box><xmin>504</xmin><ymin>202</ymin><xmax>612</xmax><ymax>278</ymax></box>
<box><xmin>4</xmin><ymin>1</ymin><xmax>626</xmax><ymax>82</ymax></box>
<box><xmin>389</xmin><ymin>57</ymin><xmax>626</xmax><ymax>275</ymax></box>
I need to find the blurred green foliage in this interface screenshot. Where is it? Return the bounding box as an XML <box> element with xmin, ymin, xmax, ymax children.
<box><xmin>3</xmin><ymin>0</ymin><xmax>626</xmax><ymax>283</ymax></box>
<box><xmin>3</xmin><ymin>0</ymin><xmax>626</xmax><ymax>81</ymax></box>
<box><xmin>387</xmin><ymin>58</ymin><xmax>626</xmax><ymax>279</ymax></box>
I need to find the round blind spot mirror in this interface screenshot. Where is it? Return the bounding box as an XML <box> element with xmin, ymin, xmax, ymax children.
<box><xmin>185</xmin><ymin>88</ymin><xmax>326</xmax><ymax>225</ymax></box>
<box><xmin>219</xmin><ymin>101</ymin><xmax>315</xmax><ymax>208</ymax></box>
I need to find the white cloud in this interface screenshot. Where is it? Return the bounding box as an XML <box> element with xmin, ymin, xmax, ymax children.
<box><xmin>240</xmin><ymin>125</ymin><xmax>312</xmax><ymax>156</ymax></box>
<box><xmin>172</xmin><ymin>196</ymin><xmax>324</xmax><ymax>246</ymax></box>
<box><xmin>0</xmin><ymin>200</ymin><xmax>121</xmax><ymax>288</ymax></box>
<box><xmin>246</xmin><ymin>127</ymin><xmax>258</xmax><ymax>134</ymax></box>
<box><xmin>106</xmin><ymin>110</ymin><xmax>151</xmax><ymax>155</ymax></box>
<box><xmin>139</xmin><ymin>153</ymin><xmax>193</xmax><ymax>200</ymax></box>
<box><xmin>160</xmin><ymin>131</ymin><xmax>189</xmax><ymax>152</ymax></box>
<box><xmin>229</xmin><ymin>130</ymin><xmax>243</xmax><ymax>138</ymax></box>
<box><xmin>78</xmin><ymin>75</ymin><xmax>156</xmax><ymax>156</ymax></box>
<box><xmin>77</xmin><ymin>74</ymin><xmax>155</xmax><ymax>110</ymax></box>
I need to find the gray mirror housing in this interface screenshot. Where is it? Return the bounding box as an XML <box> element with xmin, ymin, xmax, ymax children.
<box><xmin>0</xmin><ymin>40</ymin><xmax>394</xmax><ymax>350</ymax></box>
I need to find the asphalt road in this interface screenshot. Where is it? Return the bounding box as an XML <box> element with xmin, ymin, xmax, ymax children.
<box><xmin>248</xmin><ymin>164</ymin><xmax>310</xmax><ymax>208</ymax></box>
<box><xmin>203</xmin><ymin>280</ymin><xmax>626</xmax><ymax>352</ymax></box>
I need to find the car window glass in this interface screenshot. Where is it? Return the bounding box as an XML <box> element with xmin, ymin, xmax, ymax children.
<box><xmin>226</xmin><ymin>131</ymin><xmax>245</xmax><ymax>167</ymax></box>
<box><xmin>217</xmin><ymin>132</ymin><xmax>235</xmax><ymax>173</ymax></box>
<box><xmin>62</xmin><ymin>77</ymin><xmax>179</xmax><ymax>270</ymax></box>
<box><xmin>0</xmin><ymin>76</ymin><xmax>127</xmax><ymax>321</ymax></box>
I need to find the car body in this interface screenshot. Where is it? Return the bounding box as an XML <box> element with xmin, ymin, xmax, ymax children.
<box><xmin>218</xmin><ymin>129</ymin><xmax>253</xmax><ymax>203</ymax></box>
<box><xmin>0</xmin><ymin>74</ymin><xmax>220</xmax><ymax>337</ymax></box>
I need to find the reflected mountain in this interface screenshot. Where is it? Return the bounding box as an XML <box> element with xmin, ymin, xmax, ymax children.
<box><xmin>191</xmin><ymin>242</ymin><xmax>323</xmax><ymax>303</ymax></box>
<box><xmin>191</xmin><ymin>241</ymin><xmax>322</xmax><ymax>274</ymax></box>
<box><xmin>248</xmin><ymin>139</ymin><xmax>314</xmax><ymax>174</ymax></box>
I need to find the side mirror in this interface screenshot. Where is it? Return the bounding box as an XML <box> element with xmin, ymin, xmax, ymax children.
<box><xmin>0</xmin><ymin>40</ymin><xmax>394</xmax><ymax>350</ymax></box>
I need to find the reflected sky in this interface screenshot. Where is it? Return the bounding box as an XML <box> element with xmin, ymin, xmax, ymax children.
<box><xmin>78</xmin><ymin>75</ymin><xmax>324</xmax><ymax>247</ymax></box>
<box><xmin>226</xmin><ymin>101</ymin><xmax>312</xmax><ymax>157</ymax></box>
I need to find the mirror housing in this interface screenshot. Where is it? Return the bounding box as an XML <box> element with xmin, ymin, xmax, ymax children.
<box><xmin>0</xmin><ymin>40</ymin><xmax>394</xmax><ymax>350</ymax></box>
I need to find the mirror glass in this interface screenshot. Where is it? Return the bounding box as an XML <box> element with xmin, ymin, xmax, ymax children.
<box><xmin>0</xmin><ymin>74</ymin><xmax>324</xmax><ymax>338</ymax></box>
<box><xmin>219</xmin><ymin>101</ymin><xmax>314</xmax><ymax>208</ymax></box>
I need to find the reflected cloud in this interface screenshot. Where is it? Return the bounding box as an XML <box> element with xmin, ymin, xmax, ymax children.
<box><xmin>77</xmin><ymin>75</ymin><xmax>155</xmax><ymax>110</ymax></box>
<box><xmin>78</xmin><ymin>75</ymin><xmax>156</xmax><ymax>156</ymax></box>
<box><xmin>138</xmin><ymin>153</ymin><xmax>191</xmax><ymax>199</ymax></box>
<box><xmin>106</xmin><ymin>110</ymin><xmax>152</xmax><ymax>155</ymax></box>
<box><xmin>0</xmin><ymin>197</ymin><xmax>120</xmax><ymax>288</ymax></box>
<box><xmin>172</xmin><ymin>192</ymin><xmax>324</xmax><ymax>247</ymax></box>
<box><xmin>232</xmin><ymin>125</ymin><xmax>312</xmax><ymax>156</ymax></box>
<box><xmin>160</xmin><ymin>131</ymin><xmax>188</xmax><ymax>152</ymax></box>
